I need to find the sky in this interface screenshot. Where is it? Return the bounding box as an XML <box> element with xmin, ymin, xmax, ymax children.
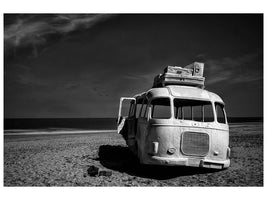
<box><xmin>4</xmin><ymin>14</ymin><xmax>263</xmax><ymax>118</ymax></box>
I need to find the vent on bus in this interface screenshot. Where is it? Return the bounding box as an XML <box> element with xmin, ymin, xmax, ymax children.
<box><xmin>181</xmin><ymin>132</ymin><xmax>209</xmax><ymax>156</ymax></box>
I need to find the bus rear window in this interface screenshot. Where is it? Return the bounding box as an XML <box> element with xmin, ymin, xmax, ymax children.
<box><xmin>174</xmin><ymin>99</ymin><xmax>214</xmax><ymax>122</ymax></box>
<box><xmin>151</xmin><ymin>98</ymin><xmax>171</xmax><ymax>119</ymax></box>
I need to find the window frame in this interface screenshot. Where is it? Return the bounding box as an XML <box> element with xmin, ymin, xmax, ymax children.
<box><xmin>215</xmin><ymin>102</ymin><xmax>227</xmax><ymax>124</ymax></box>
<box><xmin>149</xmin><ymin>97</ymin><xmax>172</xmax><ymax>119</ymax></box>
<box><xmin>173</xmin><ymin>98</ymin><xmax>215</xmax><ymax>122</ymax></box>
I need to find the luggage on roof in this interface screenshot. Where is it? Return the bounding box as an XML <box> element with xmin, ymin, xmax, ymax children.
<box><xmin>153</xmin><ymin>62</ymin><xmax>205</xmax><ymax>88</ymax></box>
<box><xmin>184</xmin><ymin>62</ymin><xmax>204</xmax><ymax>77</ymax></box>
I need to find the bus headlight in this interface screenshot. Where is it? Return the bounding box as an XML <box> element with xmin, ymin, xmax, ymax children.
<box><xmin>167</xmin><ymin>148</ymin><xmax>176</xmax><ymax>155</ymax></box>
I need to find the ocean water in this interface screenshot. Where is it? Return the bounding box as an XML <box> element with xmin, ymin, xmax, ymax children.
<box><xmin>4</xmin><ymin>117</ymin><xmax>262</xmax><ymax>136</ymax></box>
<box><xmin>4</xmin><ymin>118</ymin><xmax>117</xmax><ymax>135</ymax></box>
<box><xmin>4</xmin><ymin>118</ymin><xmax>117</xmax><ymax>130</ymax></box>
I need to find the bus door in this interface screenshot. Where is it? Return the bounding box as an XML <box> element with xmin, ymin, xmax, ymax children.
<box><xmin>117</xmin><ymin>97</ymin><xmax>137</xmax><ymax>146</ymax></box>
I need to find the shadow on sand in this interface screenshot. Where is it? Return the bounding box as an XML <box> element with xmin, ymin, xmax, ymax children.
<box><xmin>98</xmin><ymin>145</ymin><xmax>221</xmax><ymax>180</ymax></box>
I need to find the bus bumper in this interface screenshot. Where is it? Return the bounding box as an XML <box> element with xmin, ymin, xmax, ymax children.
<box><xmin>143</xmin><ymin>156</ymin><xmax>230</xmax><ymax>169</ymax></box>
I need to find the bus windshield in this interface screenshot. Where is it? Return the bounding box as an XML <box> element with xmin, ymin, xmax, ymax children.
<box><xmin>174</xmin><ymin>98</ymin><xmax>214</xmax><ymax>122</ymax></box>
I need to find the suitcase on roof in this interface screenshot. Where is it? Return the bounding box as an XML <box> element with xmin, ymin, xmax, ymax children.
<box><xmin>153</xmin><ymin>63</ymin><xmax>205</xmax><ymax>88</ymax></box>
<box><xmin>164</xmin><ymin>66</ymin><xmax>192</xmax><ymax>75</ymax></box>
<box><xmin>184</xmin><ymin>62</ymin><xmax>204</xmax><ymax>77</ymax></box>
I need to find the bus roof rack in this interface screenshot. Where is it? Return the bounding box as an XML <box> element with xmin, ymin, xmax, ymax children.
<box><xmin>152</xmin><ymin>62</ymin><xmax>205</xmax><ymax>89</ymax></box>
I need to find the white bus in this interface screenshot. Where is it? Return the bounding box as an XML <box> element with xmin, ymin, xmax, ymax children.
<box><xmin>117</xmin><ymin>66</ymin><xmax>230</xmax><ymax>169</ymax></box>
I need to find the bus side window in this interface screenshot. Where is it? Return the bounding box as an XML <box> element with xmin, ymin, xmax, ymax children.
<box><xmin>142</xmin><ymin>104</ymin><xmax>148</xmax><ymax>118</ymax></box>
<box><xmin>136</xmin><ymin>103</ymin><xmax>143</xmax><ymax>118</ymax></box>
<box><xmin>135</xmin><ymin>98</ymin><xmax>143</xmax><ymax>118</ymax></box>
<box><xmin>128</xmin><ymin>100</ymin><xmax>136</xmax><ymax>117</ymax></box>
<box><xmin>216</xmin><ymin>103</ymin><xmax>226</xmax><ymax>124</ymax></box>
<box><xmin>151</xmin><ymin>98</ymin><xmax>171</xmax><ymax>119</ymax></box>
<box><xmin>140</xmin><ymin>98</ymin><xmax>148</xmax><ymax>118</ymax></box>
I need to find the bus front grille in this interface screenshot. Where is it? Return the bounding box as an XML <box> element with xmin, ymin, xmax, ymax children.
<box><xmin>181</xmin><ymin>132</ymin><xmax>209</xmax><ymax>156</ymax></box>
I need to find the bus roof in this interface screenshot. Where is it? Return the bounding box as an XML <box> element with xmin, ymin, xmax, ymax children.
<box><xmin>134</xmin><ymin>85</ymin><xmax>224</xmax><ymax>103</ymax></box>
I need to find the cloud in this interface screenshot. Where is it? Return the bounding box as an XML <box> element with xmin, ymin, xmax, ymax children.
<box><xmin>205</xmin><ymin>53</ymin><xmax>263</xmax><ymax>85</ymax></box>
<box><xmin>4</xmin><ymin>14</ymin><xmax>115</xmax><ymax>57</ymax></box>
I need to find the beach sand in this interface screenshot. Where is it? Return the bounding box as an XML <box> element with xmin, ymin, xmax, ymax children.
<box><xmin>4</xmin><ymin>122</ymin><xmax>263</xmax><ymax>186</ymax></box>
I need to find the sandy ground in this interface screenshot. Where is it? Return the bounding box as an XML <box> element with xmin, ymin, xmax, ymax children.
<box><xmin>4</xmin><ymin>122</ymin><xmax>263</xmax><ymax>186</ymax></box>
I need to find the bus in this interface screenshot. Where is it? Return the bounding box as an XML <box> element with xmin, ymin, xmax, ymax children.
<box><xmin>117</xmin><ymin>64</ymin><xmax>230</xmax><ymax>169</ymax></box>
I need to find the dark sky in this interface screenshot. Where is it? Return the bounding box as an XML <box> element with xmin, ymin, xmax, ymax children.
<box><xmin>4</xmin><ymin>14</ymin><xmax>263</xmax><ymax>118</ymax></box>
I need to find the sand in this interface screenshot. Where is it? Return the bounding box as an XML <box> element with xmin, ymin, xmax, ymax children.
<box><xmin>4</xmin><ymin>122</ymin><xmax>263</xmax><ymax>186</ymax></box>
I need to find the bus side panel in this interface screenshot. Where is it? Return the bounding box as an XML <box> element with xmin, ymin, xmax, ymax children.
<box><xmin>136</xmin><ymin>118</ymin><xmax>148</xmax><ymax>162</ymax></box>
<box><xmin>126</xmin><ymin>117</ymin><xmax>137</xmax><ymax>146</ymax></box>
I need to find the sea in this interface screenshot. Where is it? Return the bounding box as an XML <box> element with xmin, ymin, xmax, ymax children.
<box><xmin>4</xmin><ymin>118</ymin><xmax>117</xmax><ymax>136</ymax></box>
<box><xmin>4</xmin><ymin>117</ymin><xmax>263</xmax><ymax>136</ymax></box>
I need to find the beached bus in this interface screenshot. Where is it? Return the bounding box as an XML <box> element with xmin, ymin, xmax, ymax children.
<box><xmin>117</xmin><ymin>63</ymin><xmax>230</xmax><ymax>169</ymax></box>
